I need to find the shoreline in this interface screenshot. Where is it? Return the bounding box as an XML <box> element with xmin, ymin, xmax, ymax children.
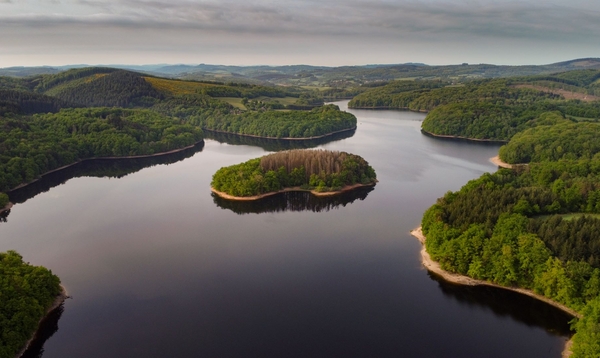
<box><xmin>202</xmin><ymin>127</ymin><xmax>357</xmax><ymax>141</ymax></box>
<box><xmin>8</xmin><ymin>140</ymin><xmax>204</xmax><ymax>193</ymax></box>
<box><xmin>1</xmin><ymin>202</ymin><xmax>13</xmax><ymax>214</ymax></box>
<box><xmin>489</xmin><ymin>155</ymin><xmax>513</xmax><ymax>169</ymax></box>
<box><xmin>16</xmin><ymin>285</ymin><xmax>69</xmax><ymax>358</ymax></box>
<box><xmin>211</xmin><ymin>181</ymin><xmax>377</xmax><ymax>201</ymax></box>
<box><xmin>421</xmin><ymin>129</ymin><xmax>509</xmax><ymax>144</ymax></box>
<box><xmin>348</xmin><ymin>105</ymin><xmax>428</xmax><ymax>113</ymax></box>
<box><xmin>410</xmin><ymin>226</ymin><xmax>577</xmax><ymax>357</ymax></box>
<box><xmin>489</xmin><ymin>155</ymin><xmax>529</xmax><ymax>169</ymax></box>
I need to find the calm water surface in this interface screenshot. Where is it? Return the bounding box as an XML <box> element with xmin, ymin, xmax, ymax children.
<box><xmin>2</xmin><ymin>101</ymin><xmax>571</xmax><ymax>357</ymax></box>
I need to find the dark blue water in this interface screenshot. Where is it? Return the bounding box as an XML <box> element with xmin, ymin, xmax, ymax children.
<box><xmin>2</xmin><ymin>101</ymin><xmax>571</xmax><ymax>357</ymax></box>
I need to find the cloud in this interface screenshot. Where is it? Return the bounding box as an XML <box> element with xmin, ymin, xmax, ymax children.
<box><xmin>0</xmin><ymin>0</ymin><xmax>599</xmax><ymax>66</ymax></box>
<box><xmin>1</xmin><ymin>0</ymin><xmax>599</xmax><ymax>41</ymax></box>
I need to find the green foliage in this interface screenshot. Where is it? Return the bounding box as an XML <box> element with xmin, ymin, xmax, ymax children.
<box><xmin>202</xmin><ymin>104</ymin><xmax>356</xmax><ymax>138</ymax></box>
<box><xmin>422</xmin><ymin>157</ymin><xmax>600</xmax><ymax>355</ymax></box>
<box><xmin>32</xmin><ymin>67</ymin><xmax>119</xmax><ymax>93</ymax></box>
<box><xmin>499</xmin><ymin>121</ymin><xmax>600</xmax><ymax>163</ymax></box>
<box><xmin>211</xmin><ymin>150</ymin><xmax>376</xmax><ymax>197</ymax></box>
<box><xmin>0</xmin><ymin>251</ymin><xmax>61</xmax><ymax>358</ymax></box>
<box><xmin>45</xmin><ymin>70</ymin><xmax>163</xmax><ymax>107</ymax></box>
<box><xmin>0</xmin><ymin>89</ymin><xmax>69</xmax><ymax>116</ymax></box>
<box><xmin>0</xmin><ymin>108</ymin><xmax>203</xmax><ymax>191</ymax></box>
<box><xmin>0</xmin><ymin>193</ymin><xmax>8</xmax><ymax>208</ymax></box>
<box><xmin>571</xmin><ymin>298</ymin><xmax>600</xmax><ymax>358</ymax></box>
<box><xmin>352</xmin><ymin>72</ymin><xmax>600</xmax><ymax>141</ymax></box>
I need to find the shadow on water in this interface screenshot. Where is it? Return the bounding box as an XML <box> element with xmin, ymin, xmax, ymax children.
<box><xmin>213</xmin><ymin>186</ymin><xmax>374</xmax><ymax>215</ymax></box>
<box><xmin>428</xmin><ymin>272</ymin><xmax>573</xmax><ymax>337</ymax></box>
<box><xmin>6</xmin><ymin>142</ymin><xmax>205</xmax><ymax>207</ymax></box>
<box><xmin>204</xmin><ymin>129</ymin><xmax>356</xmax><ymax>152</ymax></box>
<box><xmin>21</xmin><ymin>304</ymin><xmax>65</xmax><ymax>358</ymax></box>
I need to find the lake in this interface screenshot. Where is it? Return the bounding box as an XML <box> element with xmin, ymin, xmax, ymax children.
<box><xmin>2</xmin><ymin>101</ymin><xmax>571</xmax><ymax>357</ymax></box>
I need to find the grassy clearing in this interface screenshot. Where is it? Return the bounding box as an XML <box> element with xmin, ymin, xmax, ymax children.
<box><xmin>219</xmin><ymin>97</ymin><xmax>245</xmax><ymax>109</ymax></box>
<box><xmin>219</xmin><ymin>96</ymin><xmax>301</xmax><ymax>109</ymax></box>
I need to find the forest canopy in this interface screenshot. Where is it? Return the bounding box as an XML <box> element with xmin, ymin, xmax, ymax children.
<box><xmin>211</xmin><ymin>149</ymin><xmax>376</xmax><ymax>197</ymax></box>
<box><xmin>0</xmin><ymin>251</ymin><xmax>62</xmax><ymax>358</ymax></box>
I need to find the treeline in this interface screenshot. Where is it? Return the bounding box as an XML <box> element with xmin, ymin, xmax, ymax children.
<box><xmin>32</xmin><ymin>67</ymin><xmax>119</xmax><ymax>93</ymax></box>
<box><xmin>351</xmin><ymin>74</ymin><xmax>600</xmax><ymax>141</ymax></box>
<box><xmin>46</xmin><ymin>71</ymin><xmax>164</xmax><ymax>107</ymax></box>
<box><xmin>198</xmin><ymin>82</ymin><xmax>298</xmax><ymax>99</ymax></box>
<box><xmin>0</xmin><ymin>89</ymin><xmax>70</xmax><ymax>115</ymax></box>
<box><xmin>499</xmin><ymin>120</ymin><xmax>600</xmax><ymax>163</ymax></box>
<box><xmin>211</xmin><ymin>149</ymin><xmax>376</xmax><ymax>197</ymax></box>
<box><xmin>421</xmin><ymin>158</ymin><xmax>600</xmax><ymax>356</ymax></box>
<box><xmin>0</xmin><ymin>251</ymin><xmax>62</xmax><ymax>358</ymax></box>
<box><xmin>0</xmin><ymin>108</ymin><xmax>202</xmax><ymax>192</ymax></box>
<box><xmin>201</xmin><ymin>104</ymin><xmax>356</xmax><ymax>138</ymax></box>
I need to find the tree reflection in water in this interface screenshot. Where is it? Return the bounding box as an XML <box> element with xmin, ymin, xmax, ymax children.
<box><xmin>428</xmin><ymin>272</ymin><xmax>573</xmax><ymax>337</ymax></box>
<box><xmin>213</xmin><ymin>186</ymin><xmax>374</xmax><ymax>215</ymax></box>
<box><xmin>204</xmin><ymin>128</ymin><xmax>356</xmax><ymax>152</ymax></box>
<box><xmin>21</xmin><ymin>304</ymin><xmax>65</xmax><ymax>358</ymax></box>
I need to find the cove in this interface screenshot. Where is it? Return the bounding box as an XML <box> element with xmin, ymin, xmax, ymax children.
<box><xmin>0</xmin><ymin>101</ymin><xmax>570</xmax><ymax>357</ymax></box>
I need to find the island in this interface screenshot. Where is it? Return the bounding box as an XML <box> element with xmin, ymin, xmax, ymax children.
<box><xmin>211</xmin><ymin>149</ymin><xmax>377</xmax><ymax>200</ymax></box>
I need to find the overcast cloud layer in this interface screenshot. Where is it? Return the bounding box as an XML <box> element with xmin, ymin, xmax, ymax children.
<box><xmin>1</xmin><ymin>0</ymin><xmax>599</xmax><ymax>66</ymax></box>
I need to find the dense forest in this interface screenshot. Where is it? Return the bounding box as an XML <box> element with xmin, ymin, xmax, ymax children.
<box><xmin>0</xmin><ymin>251</ymin><xmax>62</xmax><ymax>358</ymax></box>
<box><xmin>0</xmin><ymin>67</ymin><xmax>358</xmax><ymax>202</ymax></box>
<box><xmin>0</xmin><ymin>108</ymin><xmax>203</xmax><ymax>192</ymax></box>
<box><xmin>499</xmin><ymin>120</ymin><xmax>600</xmax><ymax>163</ymax></box>
<box><xmin>421</xmin><ymin>149</ymin><xmax>600</xmax><ymax>354</ymax></box>
<box><xmin>349</xmin><ymin>71</ymin><xmax>600</xmax><ymax>141</ymax></box>
<box><xmin>211</xmin><ymin>149</ymin><xmax>376</xmax><ymax>197</ymax></box>
<box><xmin>201</xmin><ymin>105</ymin><xmax>356</xmax><ymax>139</ymax></box>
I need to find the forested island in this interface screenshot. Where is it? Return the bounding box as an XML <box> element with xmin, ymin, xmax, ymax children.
<box><xmin>0</xmin><ymin>251</ymin><xmax>64</xmax><ymax>358</ymax></box>
<box><xmin>211</xmin><ymin>149</ymin><xmax>377</xmax><ymax>200</ymax></box>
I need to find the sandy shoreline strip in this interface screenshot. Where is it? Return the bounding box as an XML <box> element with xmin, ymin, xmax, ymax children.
<box><xmin>489</xmin><ymin>155</ymin><xmax>513</xmax><ymax>169</ymax></box>
<box><xmin>211</xmin><ymin>182</ymin><xmax>376</xmax><ymax>201</ymax></box>
<box><xmin>16</xmin><ymin>285</ymin><xmax>69</xmax><ymax>358</ymax></box>
<box><xmin>410</xmin><ymin>227</ymin><xmax>577</xmax><ymax>357</ymax></box>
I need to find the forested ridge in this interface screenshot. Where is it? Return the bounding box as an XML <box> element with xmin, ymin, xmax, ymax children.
<box><xmin>211</xmin><ymin>150</ymin><xmax>376</xmax><ymax>197</ymax></box>
<box><xmin>419</xmin><ymin>96</ymin><xmax>600</xmax><ymax>355</ymax></box>
<box><xmin>0</xmin><ymin>67</ymin><xmax>356</xmax><ymax>200</ymax></box>
<box><xmin>0</xmin><ymin>251</ymin><xmax>62</xmax><ymax>358</ymax></box>
<box><xmin>350</xmin><ymin>71</ymin><xmax>600</xmax><ymax>141</ymax></box>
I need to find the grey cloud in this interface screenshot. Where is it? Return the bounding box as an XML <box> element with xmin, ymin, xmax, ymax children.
<box><xmin>1</xmin><ymin>0</ymin><xmax>597</xmax><ymax>43</ymax></box>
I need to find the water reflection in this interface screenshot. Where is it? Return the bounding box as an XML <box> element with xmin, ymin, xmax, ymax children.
<box><xmin>7</xmin><ymin>142</ymin><xmax>204</xmax><ymax>206</ymax></box>
<box><xmin>212</xmin><ymin>186</ymin><xmax>374</xmax><ymax>215</ymax></box>
<box><xmin>21</xmin><ymin>304</ymin><xmax>65</xmax><ymax>358</ymax></box>
<box><xmin>204</xmin><ymin>129</ymin><xmax>356</xmax><ymax>152</ymax></box>
<box><xmin>429</xmin><ymin>272</ymin><xmax>573</xmax><ymax>337</ymax></box>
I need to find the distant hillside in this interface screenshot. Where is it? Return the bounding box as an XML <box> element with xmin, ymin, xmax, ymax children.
<box><xmin>3</xmin><ymin>58</ymin><xmax>600</xmax><ymax>88</ymax></box>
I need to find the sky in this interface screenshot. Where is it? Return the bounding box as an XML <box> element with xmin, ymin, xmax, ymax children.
<box><xmin>1</xmin><ymin>0</ymin><xmax>599</xmax><ymax>67</ymax></box>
